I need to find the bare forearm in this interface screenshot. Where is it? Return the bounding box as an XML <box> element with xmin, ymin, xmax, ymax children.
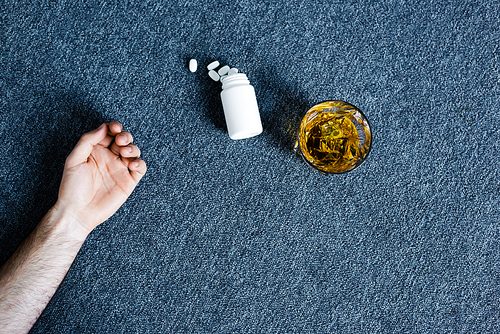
<box><xmin>0</xmin><ymin>207</ymin><xmax>88</xmax><ymax>334</ymax></box>
<box><xmin>0</xmin><ymin>122</ymin><xmax>145</xmax><ymax>333</ymax></box>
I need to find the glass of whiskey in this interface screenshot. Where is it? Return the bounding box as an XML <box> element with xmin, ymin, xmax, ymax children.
<box><xmin>295</xmin><ymin>100</ymin><xmax>372</xmax><ymax>174</ymax></box>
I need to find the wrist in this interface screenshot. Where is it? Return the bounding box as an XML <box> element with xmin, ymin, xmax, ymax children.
<box><xmin>47</xmin><ymin>204</ymin><xmax>91</xmax><ymax>242</ymax></box>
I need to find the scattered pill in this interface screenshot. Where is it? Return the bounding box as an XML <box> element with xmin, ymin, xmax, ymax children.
<box><xmin>207</xmin><ymin>61</ymin><xmax>220</xmax><ymax>70</ymax></box>
<box><xmin>189</xmin><ymin>59</ymin><xmax>197</xmax><ymax>72</ymax></box>
<box><xmin>208</xmin><ymin>70</ymin><xmax>220</xmax><ymax>81</ymax></box>
<box><xmin>218</xmin><ymin>65</ymin><xmax>230</xmax><ymax>76</ymax></box>
<box><xmin>228</xmin><ymin>68</ymin><xmax>239</xmax><ymax>75</ymax></box>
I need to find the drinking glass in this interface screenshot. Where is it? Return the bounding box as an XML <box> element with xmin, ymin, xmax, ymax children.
<box><xmin>295</xmin><ymin>100</ymin><xmax>372</xmax><ymax>174</ymax></box>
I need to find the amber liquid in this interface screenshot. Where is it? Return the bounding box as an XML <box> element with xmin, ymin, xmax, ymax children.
<box><xmin>298</xmin><ymin>101</ymin><xmax>371</xmax><ymax>174</ymax></box>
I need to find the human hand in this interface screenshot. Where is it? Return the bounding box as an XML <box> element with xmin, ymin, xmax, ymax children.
<box><xmin>54</xmin><ymin>122</ymin><xmax>146</xmax><ymax>238</ymax></box>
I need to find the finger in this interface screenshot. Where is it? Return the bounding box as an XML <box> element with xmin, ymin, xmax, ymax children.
<box><xmin>119</xmin><ymin>144</ymin><xmax>141</xmax><ymax>158</ymax></box>
<box><xmin>115</xmin><ymin>131</ymin><xmax>133</xmax><ymax>146</ymax></box>
<box><xmin>109</xmin><ymin>132</ymin><xmax>134</xmax><ymax>155</ymax></box>
<box><xmin>65</xmin><ymin>123</ymin><xmax>108</xmax><ymax>168</ymax></box>
<box><xmin>107</xmin><ymin>121</ymin><xmax>123</xmax><ymax>136</ymax></box>
<box><xmin>128</xmin><ymin>159</ymin><xmax>147</xmax><ymax>183</ymax></box>
<box><xmin>98</xmin><ymin>134</ymin><xmax>115</xmax><ymax>148</ymax></box>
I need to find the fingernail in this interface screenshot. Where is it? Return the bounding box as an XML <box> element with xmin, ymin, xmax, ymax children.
<box><xmin>131</xmin><ymin>161</ymin><xmax>140</xmax><ymax>169</ymax></box>
<box><xmin>127</xmin><ymin>147</ymin><xmax>133</xmax><ymax>153</ymax></box>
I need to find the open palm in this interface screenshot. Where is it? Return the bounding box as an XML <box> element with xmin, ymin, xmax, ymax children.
<box><xmin>56</xmin><ymin>122</ymin><xmax>146</xmax><ymax>234</ymax></box>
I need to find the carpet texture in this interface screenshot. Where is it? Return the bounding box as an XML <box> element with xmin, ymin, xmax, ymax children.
<box><xmin>1</xmin><ymin>0</ymin><xmax>499</xmax><ymax>333</ymax></box>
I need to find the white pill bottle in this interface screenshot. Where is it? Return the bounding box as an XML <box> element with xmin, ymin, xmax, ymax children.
<box><xmin>220</xmin><ymin>73</ymin><xmax>263</xmax><ymax>140</ymax></box>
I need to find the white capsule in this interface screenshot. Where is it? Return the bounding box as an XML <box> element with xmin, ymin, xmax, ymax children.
<box><xmin>208</xmin><ymin>70</ymin><xmax>220</xmax><ymax>81</ymax></box>
<box><xmin>218</xmin><ymin>65</ymin><xmax>230</xmax><ymax>76</ymax></box>
<box><xmin>207</xmin><ymin>61</ymin><xmax>220</xmax><ymax>70</ymax></box>
<box><xmin>228</xmin><ymin>68</ymin><xmax>239</xmax><ymax>75</ymax></box>
<box><xmin>189</xmin><ymin>59</ymin><xmax>197</xmax><ymax>72</ymax></box>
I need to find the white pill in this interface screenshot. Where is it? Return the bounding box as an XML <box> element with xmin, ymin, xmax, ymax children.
<box><xmin>208</xmin><ymin>70</ymin><xmax>220</xmax><ymax>81</ymax></box>
<box><xmin>207</xmin><ymin>61</ymin><xmax>220</xmax><ymax>70</ymax></box>
<box><xmin>218</xmin><ymin>65</ymin><xmax>230</xmax><ymax>76</ymax></box>
<box><xmin>189</xmin><ymin>59</ymin><xmax>197</xmax><ymax>72</ymax></box>
<box><xmin>228</xmin><ymin>68</ymin><xmax>239</xmax><ymax>75</ymax></box>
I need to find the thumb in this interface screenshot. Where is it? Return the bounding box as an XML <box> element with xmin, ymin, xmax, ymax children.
<box><xmin>65</xmin><ymin>123</ymin><xmax>108</xmax><ymax>168</ymax></box>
